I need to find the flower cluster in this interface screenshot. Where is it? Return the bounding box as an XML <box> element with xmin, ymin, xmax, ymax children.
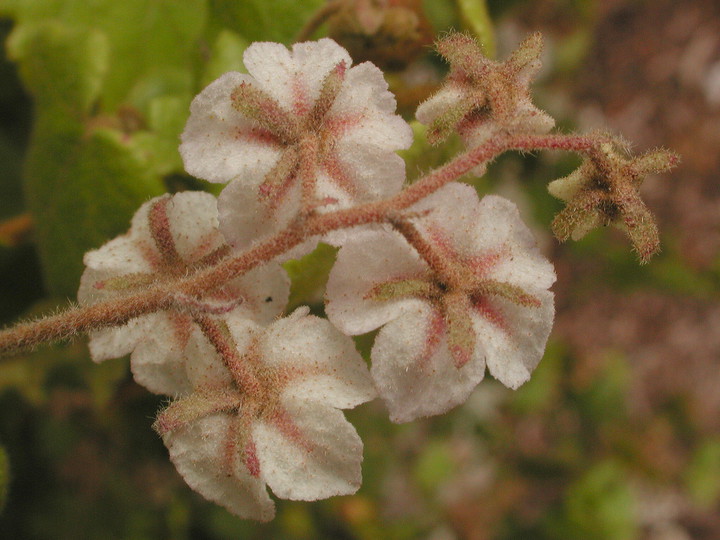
<box><xmin>67</xmin><ymin>32</ymin><xmax>674</xmax><ymax>521</ymax></box>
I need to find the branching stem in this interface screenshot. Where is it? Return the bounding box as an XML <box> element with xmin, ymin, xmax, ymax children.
<box><xmin>0</xmin><ymin>132</ymin><xmax>598</xmax><ymax>358</ymax></box>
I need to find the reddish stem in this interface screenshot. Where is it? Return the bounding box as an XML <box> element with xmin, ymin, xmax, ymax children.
<box><xmin>0</xmin><ymin>132</ymin><xmax>599</xmax><ymax>357</ymax></box>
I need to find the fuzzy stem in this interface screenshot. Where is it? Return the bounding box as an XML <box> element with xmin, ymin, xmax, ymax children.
<box><xmin>192</xmin><ymin>315</ymin><xmax>263</xmax><ymax>395</ymax></box>
<box><xmin>294</xmin><ymin>0</ymin><xmax>344</xmax><ymax>43</ymax></box>
<box><xmin>0</xmin><ymin>132</ymin><xmax>599</xmax><ymax>358</ymax></box>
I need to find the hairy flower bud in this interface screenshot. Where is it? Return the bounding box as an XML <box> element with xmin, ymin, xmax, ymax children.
<box><xmin>548</xmin><ymin>138</ymin><xmax>679</xmax><ymax>263</ymax></box>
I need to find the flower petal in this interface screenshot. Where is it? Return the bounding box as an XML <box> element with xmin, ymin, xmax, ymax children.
<box><xmin>217</xmin><ymin>176</ymin><xmax>318</xmax><ymax>259</ymax></box>
<box><xmin>472</xmin><ymin>290</ymin><xmax>554</xmax><ymax>389</ymax></box>
<box><xmin>325</xmin><ymin>229</ymin><xmax>427</xmax><ymax>335</ymax></box>
<box><xmin>254</xmin><ymin>400</ymin><xmax>364</xmax><ymax>501</ymax></box>
<box><xmin>470</xmin><ymin>195</ymin><xmax>556</xmax><ymax>290</ymax></box>
<box><xmin>180</xmin><ymin>71</ymin><xmax>283</xmax><ymax>184</ymax></box>
<box><xmin>163</xmin><ymin>414</ymin><xmax>275</xmax><ymax>521</ymax></box>
<box><xmin>370</xmin><ymin>304</ymin><xmax>487</xmax><ymax>423</ymax></box>
<box><xmin>253</xmin><ymin>310</ymin><xmax>376</xmax><ymax>409</ymax></box>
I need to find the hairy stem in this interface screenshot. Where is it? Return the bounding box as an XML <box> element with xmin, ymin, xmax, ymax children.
<box><xmin>0</xmin><ymin>132</ymin><xmax>598</xmax><ymax>358</ymax></box>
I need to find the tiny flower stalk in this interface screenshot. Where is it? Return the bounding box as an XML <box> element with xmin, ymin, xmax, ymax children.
<box><xmin>549</xmin><ymin>139</ymin><xmax>679</xmax><ymax>263</ymax></box>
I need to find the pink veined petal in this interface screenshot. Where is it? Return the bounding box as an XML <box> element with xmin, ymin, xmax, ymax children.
<box><xmin>182</xmin><ymin>327</ymin><xmax>236</xmax><ymax>392</ymax></box>
<box><xmin>163</xmin><ymin>414</ymin><xmax>275</xmax><ymax>521</ymax></box>
<box><xmin>80</xmin><ymin>235</ymin><xmax>152</xmax><ymax>280</ymax></box>
<box><xmin>217</xmin><ymin>178</ymin><xmax>318</xmax><ymax>260</ymax></box>
<box><xmin>255</xmin><ymin>309</ymin><xmax>376</xmax><ymax>409</ymax></box>
<box><xmin>330</xmin><ymin>61</ymin><xmax>405</xmax><ymax>122</ymax></box>
<box><xmin>163</xmin><ymin>192</ymin><xmax>224</xmax><ymax>261</ymax></box>
<box><xmin>128</xmin><ymin>312</ymin><xmax>196</xmax><ymax>395</ymax></box>
<box><xmin>471</xmin><ymin>289</ymin><xmax>554</xmax><ymax>390</ymax></box>
<box><xmin>470</xmin><ymin>195</ymin><xmax>556</xmax><ymax>291</ymax></box>
<box><xmin>370</xmin><ymin>303</ymin><xmax>487</xmax><ymax>423</ymax></box>
<box><xmin>253</xmin><ymin>399</ymin><xmax>364</xmax><ymax>501</ymax></box>
<box><xmin>325</xmin><ymin>230</ymin><xmax>428</xmax><ymax>336</ymax></box>
<box><xmin>242</xmin><ymin>41</ymin><xmax>303</xmax><ymax>112</ymax></box>
<box><xmin>408</xmin><ymin>182</ymin><xmax>484</xmax><ymax>257</ymax></box>
<box><xmin>288</xmin><ymin>39</ymin><xmax>353</xmax><ymax>106</ymax></box>
<box><xmin>180</xmin><ymin>71</ymin><xmax>283</xmax><ymax>184</ymax></box>
<box><xmin>85</xmin><ymin>314</ymin><xmax>150</xmax><ymax>362</ymax></box>
<box><xmin>229</xmin><ymin>262</ymin><xmax>290</xmax><ymax>324</ymax></box>
<box><xmin>329</xmin><ymin>144</ymin><xmax>407</xmax><ymax>202</ymax></box>
<box><xmin>243</xmin><ymin>39</ymin><xmax>352</xmax><ymax>114</ymax></box>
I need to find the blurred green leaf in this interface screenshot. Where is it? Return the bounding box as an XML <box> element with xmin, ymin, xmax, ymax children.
<box><xmin>283</xmin><ymin>243</ymin><xmax>338</xmax><ymax>312</ymax></box>
<box><xmin>575</xmin><ymin>352</ymin><xmax>630</xmax><ymax>423</ymax></box>
<box><xmin>5</xmin><ymin>0</ymin><xmax>207</xmax><ymax>108</ymax></box>
<box><xmin>685</xmin><ymin>439</ymin><xmax>720</xmax><ymax>508</ymax></box>
<box><xmin>7</xmin><ymin>21</ymin><xmax>108</xmax><ymax>114</ymax></box>
<box><xmin>0</xmin><ymin>444</ymin><xmax>8</xmax><ymax>513</ymax></box>
<box><xmin>551</xmin><ymin>461</ymin><xmax>637</xmax><ymax>540</ymax></box>
<box><xmin>208</xmin><ymin>0</ymin><xmax>324</xmax><ymax>44</ymax></box>
<box><xmin>399</xmin><ymin>121</ymin><xmax>466</xmax><ymax>183</ymax></box>
<box><xmin>457</xmin><ymin>0</ymin><xmax>495</xmax><ymax>58</ymax></box>
<box><xmin>414</xmin><ymin>440</ymin><xmax>455</xmax><ymax>493</ymax></box>
<box><xmin>422</xmin><ymin>0</ymin><xmax>460</xmax><ymax>34</ymax></box>
<box><xmin>201</xmin><ymin>29</ymin><xmax>249</xmax><ymax>87</ymax></box>
<box><xmin>511</xmin><ymin>340</ymin><xmax>563</xmax><ymax>413</ymax></box>
<box><xmin>24</xmin><ymin>124</ymin><xmax>165</xmax><ymax>295</ymax></box>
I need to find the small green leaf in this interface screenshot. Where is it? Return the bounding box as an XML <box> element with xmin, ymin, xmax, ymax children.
<box><xmin>552</xmin><ymin>461</ymin><xmax>637</xmax><ymax>540</ymax></box>
<box><xmin>283</xmin><ymin>243</ymin><xmax>338</xmax><ymax>311</ymax></box>
<box><xmin>130</xmin><ymin>94</ymin><xmax>193</xmax><ymax>176</ymax></box>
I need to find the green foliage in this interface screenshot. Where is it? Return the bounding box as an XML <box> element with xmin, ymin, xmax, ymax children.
<box><xmin>207</xmin><ymin>0</ymin><xmax>324</xmax><ymax>43</ymax></box>
<box><xmin>0</xmin><ymin>444</ymin><xmax>8</xmax><ymax>513</ymax></box>
<box><xmin>283</xmin><ymin>243</ymin><xmax>338</xmax><ymax>312</ymax></box>
<box><xmin>685</xmin><ymin>439</ymin><xmax>720</xmax><ymax>508</ymax></box>
<box><xmin>457</xmin><ymin>0</ymin><xmax>495</xmax><ymax>57</ymax></box>
<box><xmin>549</xmin><ymin>461</ymin><xmax>637</xmax><ymax>540</ymax></box>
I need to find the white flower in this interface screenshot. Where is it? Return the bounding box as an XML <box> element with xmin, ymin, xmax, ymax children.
<box><xmin>178</xmin><ymin>38</ymin><xmax>412</xmax><ymax>251</ymax></box>
<box><xmin>325</xmin><ymin>182</ymin><xmax>556</xmax><ymax>422</ymax></box>
<box><xmin>154</xmin><ymin>308</ymin><xmax>377</xmax><ymax>521</ymax></box>
<box><xmin>78</xmin><ymin>191</ymin><xmax>290</xmax><ymax>395</ymax></box>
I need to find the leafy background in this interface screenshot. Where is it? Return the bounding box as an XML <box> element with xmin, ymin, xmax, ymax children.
<box><xmin>1</xmin><ymin>0</ymin><xmax>719</xmax><ymax>538</ymax></box>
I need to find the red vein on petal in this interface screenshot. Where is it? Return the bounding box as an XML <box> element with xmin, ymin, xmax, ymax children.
<box><xmin>148</xmin><ymin>197</ymin><xmax>183</xmax><ymax>267</ymax></box>
<box><xmin>472</xmin><ymin>297</ymin><xmax>510</xmax><ymax>335</ymax></box>
<box><xmin>243</xmin><ymin>439</ymin><xmax>261</xmax><ymax>478</ymax></box>
<box><xmin>234</xmin><ymin>126</ymin><xmax>282</xmax><ymax>146</ymax></box>
<box><xmin>292</xmin><ymin>76</ymin><xmax>311</xmax><ymax>119</ymax></box>
<box><xmin>322</xmin><ymin>151</ymin><xmax>359</xmax><ymax>198</ymax></box>
<box><xmin>269</xmin><ymin>407</ymin><xmax>313</xmax><ymax>453</ymax></box>
<box><xmin>420</xmin><ymin>308</ymin><xmax>446</xmax><ymax>369</ymax></box>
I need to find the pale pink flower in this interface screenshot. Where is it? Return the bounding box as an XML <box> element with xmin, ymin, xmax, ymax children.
<box><xmin>78</xmin><ymin>191</ymin><xmax>289</xmax><ymax>395</ymax></box>
<box><xmin>154</xmin><ymin>308</ymin><xmax>377</xmax><ymax>521</ymax></box>
<box><xmin>325</xmin><ymin>183</ymin><xmax>555</xmax><ymax>422</ymax></box>
<box><xmin>179</xmin><ymin>38</ymin><xmax>412</xmax><ymax>250</ymax></box>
